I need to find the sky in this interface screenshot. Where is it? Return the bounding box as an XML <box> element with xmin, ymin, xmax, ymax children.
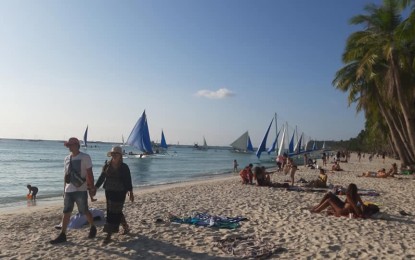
<box><xmin>0</xmin><ymin>0</ymin><xmax>382</xmax><ymax>146</ymax></box>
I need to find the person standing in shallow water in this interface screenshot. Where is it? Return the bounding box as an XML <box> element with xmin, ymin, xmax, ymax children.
<box><xmin>233</xmin><ymin>159</ymin><xmax>239</xmax><ymax>173</ymax></box>
<box><xmin>95</xmin><ymin>146</ymin><xmax>134</xmax><ymax>245</ymax></box>
<box><xmin>50</xmin><ymin>137</ymin><xmax>97</xmax><ymax>244</ymax></box>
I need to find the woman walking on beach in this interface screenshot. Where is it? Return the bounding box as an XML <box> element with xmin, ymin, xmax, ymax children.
<box><xmin>95</xmin><ymin>146</ymin><xmax>134</xmax><ymax>244</ymax></box>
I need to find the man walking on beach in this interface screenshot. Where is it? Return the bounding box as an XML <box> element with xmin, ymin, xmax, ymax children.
<box><xmin>50</xmin><ymin>137</ymin><xmax>97</xmax><ymax>244</ymax></box>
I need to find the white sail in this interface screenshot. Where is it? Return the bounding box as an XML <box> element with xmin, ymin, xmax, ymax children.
<box><xmin>230</xmin><ymin>131</ymin><xmax>250</xmax><ymax>151</ymax></box>
<box><xmin>277</xmin><ymin>125</ymin><xmax>286</xmax><ymax>156</ymax></box>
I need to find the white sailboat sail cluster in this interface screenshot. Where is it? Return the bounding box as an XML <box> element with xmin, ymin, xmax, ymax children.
<box><xmin>253</xmin><ymin>113</ymin><xmax>323</xmax><ymax>160</ymax></box>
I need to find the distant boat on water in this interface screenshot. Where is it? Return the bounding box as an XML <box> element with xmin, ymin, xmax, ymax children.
<box><xmin>126</xmin><ymin>110</ymin><xmax>154</xmax><ymax>158</ymax></box>
<box><xmin>82</xmin><ymin>125</ymin><xmax>88</xmax><ymax>148</ymax></box>
<box><xmin>230</xmin><ymin>131</ymin><xmax>254</xmax><ymax>153</ymax></box>
<box><xmin>194</xmin><ymin>137</ymin><xmax>208</xmax><ymax>151</ymax></box>
<box><xmin>160</xmin><ymin>130</ymin><xmax>168</xmax><ymax>150</ymax></box>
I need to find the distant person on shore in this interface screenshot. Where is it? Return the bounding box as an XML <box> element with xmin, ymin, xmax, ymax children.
<box><xmin>303</xmin><ymin>154</ymin><xmax>308</xmax><ymax>168</ymax></box>
<box><xmin>322</xmin><ymin>153</ymin><xmax>327</xmax><ymax>166</ymax></box>
<box><xmin>331</xmin><ymin>161</ymin><xmax>342</xmax><ymax>171</ymax></box>
<box><xmin>233</xmin><ymin>160</ymin><xmax>239</xmax><ymax>173</ymax></box>
<box><xmin>50</xmin><ymin>137</ymin><xmax>97</xmax><ymax>244</ymax></box>
<box><xmin>95</xmin><ymin>146</ymin><xmax>134</xmax><ymax>244</ymax></box>
<box><xmin>287</xmin><ymin>158</ymin><xmax>297</xmax><ymax>186</ymax></box>
<box><xmin>239</xmin><ymin>164</ymin><xmax>253</xmax><ymax>184</ymax></box>
<box><xmin>276</xmin><ymin>155</ymin><xmax>284</xmax><ymax>171</ymax></box>
<box><xmin>26</xmin><ymin>184</ymin><xmax>38</xmax><ymax>200</ymax></box>
<box><xmin>357</xmin><ymin>152</ymin><xmax>361</xmax><ymax>162</ymax></box>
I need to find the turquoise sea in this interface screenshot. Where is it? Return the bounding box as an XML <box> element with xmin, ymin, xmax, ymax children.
<box><xmin>0</xmin><ymin>139</ymin><xmax>277</xmax><ymax>210</ymax></box>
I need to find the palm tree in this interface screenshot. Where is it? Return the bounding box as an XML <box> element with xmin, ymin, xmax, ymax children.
<box><xmin>334</xmin><ymin>0</ymin><xmax>415</xmax><ymax>167</ymax></box>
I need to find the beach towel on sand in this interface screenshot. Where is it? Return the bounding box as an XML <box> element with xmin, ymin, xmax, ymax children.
<box><xmin>68</xmin><ymin>208</ymin><xmax>104</xmax><ymax>229</ymax></box>
<box><xmin>169</xmin><ymin>212</ymin><xmax>248</xmax><ymax>229</ymax></box>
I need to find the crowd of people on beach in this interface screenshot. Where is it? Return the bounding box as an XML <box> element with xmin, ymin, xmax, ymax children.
<box><xmin>25</xmin><ymin>142</ymin><xmax>405</xmax><ymax>246</ymax></box>
<box><xmin>235</xmin><ymin>149</ymin><xmax>403</xmax><ymax>219</ymax></box>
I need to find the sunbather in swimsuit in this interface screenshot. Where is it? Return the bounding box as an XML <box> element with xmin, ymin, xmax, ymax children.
<box><xmin>310</xmin><ymin>183</ymin><xmax>365</xmax><ymax>217</ymax></box>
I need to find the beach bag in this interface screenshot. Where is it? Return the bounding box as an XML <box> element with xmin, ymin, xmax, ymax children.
<box><xmin>363</xmin><ymin>203</ymin><xmax>380</xmax><ymax>217</ymax></box>
<box><xmin>68</xmin><ymin>157</ymin><xmax>85</xmax><ymax>187</ymax></box>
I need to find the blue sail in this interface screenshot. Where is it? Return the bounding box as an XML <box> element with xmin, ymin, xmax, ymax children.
<box><xmin>288</xmin><ymin>131</ymin><xmax>295</xmax><ymax>154</ymax></box>
<box><xmin>267</xmin><ymin>129</ymin><xmax>280</xmax><ymax>154</ymax></box>
<box><xmin>126</xmin><ymin>110</ymin><xmax>154</xmax><ymax>154</ymax></box>
<box><xmin>247</xmin><ymin>136</ymin><xmax>254</xmax><ymax>152</ymax></box>
<box><xmin>83</xmin><ymin>125</ymin><xmax>88</xmax><ymax>148</ymax></box>
<box><xmin>160</xmin><ymin>130</ymin><xmax>168</xmax><ymax>149</ymax></box>
<box><xmin>256</xmin><ymin>117</ymin><xmax>274</xmax><ymax>159</ymax></box>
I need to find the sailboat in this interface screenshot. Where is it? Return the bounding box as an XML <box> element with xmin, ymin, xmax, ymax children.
<box><xmin>82</xmin><ymin>125</ymin><xmax>88</xmax><ymax>148</ymax></box>
<box><xmin>160</xmin><ymin>130</ymin><xmax>168</xmax><ymax>150</ymax></box>
<box><xmin>126</xmin><ymin>110</ymin><xmax>154</xmax><ymax>158</ymax></box>
<box><xmin>194</xmin><ymin>137</ymin><xmax>208</xmax><ymax>151</ymax></box>
<box><xmin>256</xmin><ymin>117</ymin><xmax>274</xmax><ymax>159</ymax></box>
<box><xmin>230</xmin><ymin>131</ymin><xmax>254</xmax><ymax>153</ymax></box>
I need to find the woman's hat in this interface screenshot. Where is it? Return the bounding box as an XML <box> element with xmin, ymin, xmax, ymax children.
<box><xmin>107</xmin><ymin>146</ymin><xmax>123</xmax><ymax>157</ymax></box>
<box><xmin>64</xmin><ymin>137</ymin><xmax>80</xmax><ymax>147</ymax></box>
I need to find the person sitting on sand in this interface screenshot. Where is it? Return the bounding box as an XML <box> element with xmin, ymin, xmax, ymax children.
<box><xmin>386</xmin><ymin>163</ymin><xmax>398</xmax><ymax>177</ymax></box>
<box><xmin>310</xmin><ymin>183</ymin><xmax>365</xmax><ymax>218</ymax></box>
<box><xmin>253</xmin><ymin>166</ymin><xmax>266</xmax><ymax>186</ymax></box>
<box><xmin>254</xmin><ymin>166</ymin><xmax>273</xmax><ymax>186</ymax></box>
<box><xmin>307</xmin><ymin>168</ymin><xmax>328</xmax><ymax>188</ymax></box>
<box><xmin>331</xmin><ymin>161</ymin><xmax>342</xmax><ymax>171</ymax></box>
<box><xmin>27</xmin><ymin>184</ymin><xmax>38</xmax><ymax>200</ymax></box>
<box><xmin>239</xmin><ymin>164</ymin><xmax>253</xmax><ymax>184</ymax></box>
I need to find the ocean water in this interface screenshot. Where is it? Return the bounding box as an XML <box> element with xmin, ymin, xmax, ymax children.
<box><xmin>0</xmin><ymin>139</ymin><xmax>276</xmax><ymax>210</ymax></box>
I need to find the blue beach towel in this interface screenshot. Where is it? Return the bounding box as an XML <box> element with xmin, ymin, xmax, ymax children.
<box><xmin>170</xmin><ymin>212</ymin><xmax>248</xmax><ymax>229</ymax></box>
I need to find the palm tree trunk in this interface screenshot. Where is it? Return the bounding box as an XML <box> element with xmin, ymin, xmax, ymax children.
<box><xmin>389</xmin><ymin>58</ymin><xmax>415</xmax><ymax>164</ymax></box>
<box><xmin>378</xmin><ymin>98</ymin><xmax>413</xmax><ymax>165</ymax></box>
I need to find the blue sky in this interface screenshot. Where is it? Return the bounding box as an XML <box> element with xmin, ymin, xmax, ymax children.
<box><xmin>0</xmin><ymin>0</ymin><xmax>381</xmax><ymax>146</ymax></box>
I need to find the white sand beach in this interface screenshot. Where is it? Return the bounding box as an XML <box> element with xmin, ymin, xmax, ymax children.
<box><xmin>1</xmin><ymin>154</ymin><xmax>414</xmax><ymax>259</ymax></box>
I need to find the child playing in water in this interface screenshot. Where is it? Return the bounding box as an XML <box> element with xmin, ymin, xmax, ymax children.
<box><xmin>26</xmin><ymin>184</ymin><xmax>38</xmax><ymax>200</ymax></box>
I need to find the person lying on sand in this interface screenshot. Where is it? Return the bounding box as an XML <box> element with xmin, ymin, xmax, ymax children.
<box><xmin>361</xmin><ymin>164</ymin><xmax>397</xmax><ymax>178</ymax></box>
<box><xmin>310</xmin><ymin>183</ymin><xmax>365</xmax><ymax>218</ymax></box>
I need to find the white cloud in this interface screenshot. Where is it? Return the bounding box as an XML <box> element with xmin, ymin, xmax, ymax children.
<box><xmin>195</xmin><ymin>88</ymin><xmax>235</xmax><ymax>99</ymax></box>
